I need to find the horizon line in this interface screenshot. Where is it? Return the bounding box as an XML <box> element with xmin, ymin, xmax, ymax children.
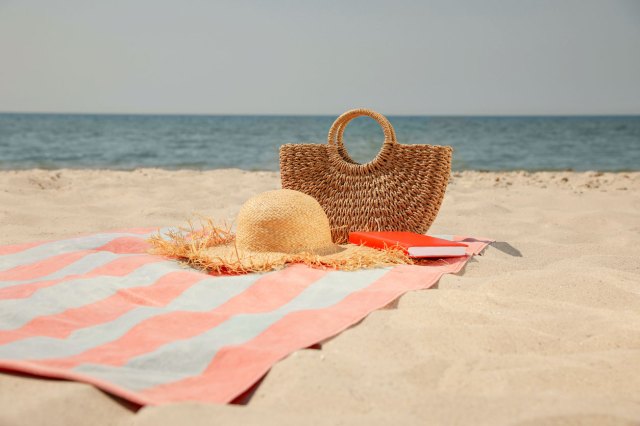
<box><xmin>1</xmin><ymin>111</ymin><xmax>639</xmax><ymax>118</ymax></box>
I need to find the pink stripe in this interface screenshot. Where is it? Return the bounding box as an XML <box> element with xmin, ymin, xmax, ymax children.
<box><xmin>40</xmin><ymin>265</ymin><xmax>328</xmax><ymax>369</ymax></box>
<box><xmin>0</xmin><ymin>269</ymin><xmax>205</xmax><ymax>344</ymax></box>
<box><xmin>0</xmin><ymin>251</ymin><xmax>90</xmax><ymax>281</ymax></box>
<box><xmin>0</xmin><ymin>236</ymin><xmax>150</xmax><ymax>282</ymax></box>
<box><xmin>457</xmin><ymin>238</ymin><xmax>492</xmax><ymax>255</ymax></box>
<box><xmin>0</xmin><ymin>241</ymin><xmax>42</xmax><ymax>256</ymax></box>
<box><xmin>0</xmin><ymin>254</ymin><xmax>161</xmax><ymax>301</ymax></box>
<box><xmin>141</xmin><ymin>259</ymin><xmax>477</xmax><ymax>404</ymax></box>
<box><xmin>95</xmin><ymin>236</ymin><xmax>151</xmax><ymax>254</ymax></box>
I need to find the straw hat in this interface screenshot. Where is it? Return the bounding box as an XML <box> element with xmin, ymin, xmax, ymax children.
<box><xmin>149</xmin><ymin>189</ymin><xmax>410</xmax><ymax>274</ymax></box>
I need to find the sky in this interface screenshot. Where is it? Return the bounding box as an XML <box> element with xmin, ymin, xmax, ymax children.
<box><xmin>0</xmin><ymin>0</ymin><xmax>639</xmax><ymax>115</ymax></box>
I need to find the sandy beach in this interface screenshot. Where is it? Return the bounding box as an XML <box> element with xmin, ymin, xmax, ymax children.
<box><xmin>0</xmin><ymin>169</ymin><xmax>639</xmax><ymax>425</ymax></box>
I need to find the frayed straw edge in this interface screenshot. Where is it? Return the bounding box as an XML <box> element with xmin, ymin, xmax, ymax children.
<box><xmin>147</xmin><ymin>218</ymin><xmax>239</xmax><ymax>273</ymax></box>
<box><xmin>148</xmin><ymin>218</ymin><xmax>414</xmax><ymax>274</ymax></box>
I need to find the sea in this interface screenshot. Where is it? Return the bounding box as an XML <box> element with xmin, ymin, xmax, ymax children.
<box><xmin>1</xmin><ymin>113</ymin><xmax>639</xmax><ymax>172</ymax></box>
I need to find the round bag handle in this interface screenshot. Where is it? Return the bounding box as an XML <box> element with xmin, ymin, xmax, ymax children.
<box><xmin>328</xmin><ymin>108</ymin><xmax>397</xmax><ymax>147</ymax></box>
<box><xmin>333</xmin><ymin>115</ymin><xmax>398</xmax><ymax>147</ymax></box>
<box><xmin>327</xmin><ymin>109</ymin><xmax>398</xmax><ymax>172</ymax></box>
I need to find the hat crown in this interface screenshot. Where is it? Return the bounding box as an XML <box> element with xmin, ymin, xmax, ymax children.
<box><xmin>236</xmin><ymin>189</ymin><xmax>334</xmax><ymax>254</ymax></box>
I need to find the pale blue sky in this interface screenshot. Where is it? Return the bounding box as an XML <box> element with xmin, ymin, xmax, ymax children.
<box><xmin>1</xmin><ymin>0</ymin><xmax>639</xmax><ymax>115</ymax></box>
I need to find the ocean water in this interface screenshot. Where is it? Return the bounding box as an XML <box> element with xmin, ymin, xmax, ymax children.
<box><xmin>0</xmin><ymin>113</ymin><xmax>639</xmax><ymax>171</ymax></box>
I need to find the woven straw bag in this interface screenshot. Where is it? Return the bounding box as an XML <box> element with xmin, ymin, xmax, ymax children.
<box><xmin>279</xmin><ymin>108</ymin><xmax>452</xmax><ymax>243</ymax></box>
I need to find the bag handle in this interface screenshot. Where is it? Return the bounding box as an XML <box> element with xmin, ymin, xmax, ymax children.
<box><xmin>326</xmin><ymin>109</ymin><xmax>398</xmax><ymax>172</ymax></box>
<box><xmin>327</xmin><ymin>108</ymin><xmax>398</xmax><ymax>147</ymax></box>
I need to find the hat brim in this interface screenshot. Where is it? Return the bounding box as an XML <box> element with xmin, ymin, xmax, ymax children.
<box><xmin>148</xmin><ymin>222</ymin><xmax>412</xmax><ymax>274</ymax></box>
<box><xmin>199</xmin><ymin>242</ymin><xmax>410</xmax><ymax>274</ymax></box>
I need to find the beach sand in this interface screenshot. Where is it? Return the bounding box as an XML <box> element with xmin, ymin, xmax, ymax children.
<box><xmin>1</xmin><ymin>169</ymin><xmax>639</xmax><ymax>425</ymax></box>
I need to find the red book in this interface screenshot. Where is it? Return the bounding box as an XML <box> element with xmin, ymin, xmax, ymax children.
<box><xmin>349</xmin><ymin>231</ymin><xmax>468</xmax><ymax>258</ymax></box>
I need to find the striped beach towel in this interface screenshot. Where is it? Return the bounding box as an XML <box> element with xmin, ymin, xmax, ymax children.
<box><xmin>0</xmin><ymin>229</ymin><xmax>490</xmax><ymax>405</ymax></box>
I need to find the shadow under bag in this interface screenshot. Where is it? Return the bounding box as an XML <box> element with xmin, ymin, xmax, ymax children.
<box><xmin>279</xmin><ymin>108</ymin><xmax>452</xmax><ymax>244</ymax></box>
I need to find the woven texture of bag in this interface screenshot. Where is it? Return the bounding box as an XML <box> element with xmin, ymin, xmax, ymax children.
<box><xmin>279</xmin><ymin>108</ymin><xmax>452</xmax><ymax>244</ymax></box>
